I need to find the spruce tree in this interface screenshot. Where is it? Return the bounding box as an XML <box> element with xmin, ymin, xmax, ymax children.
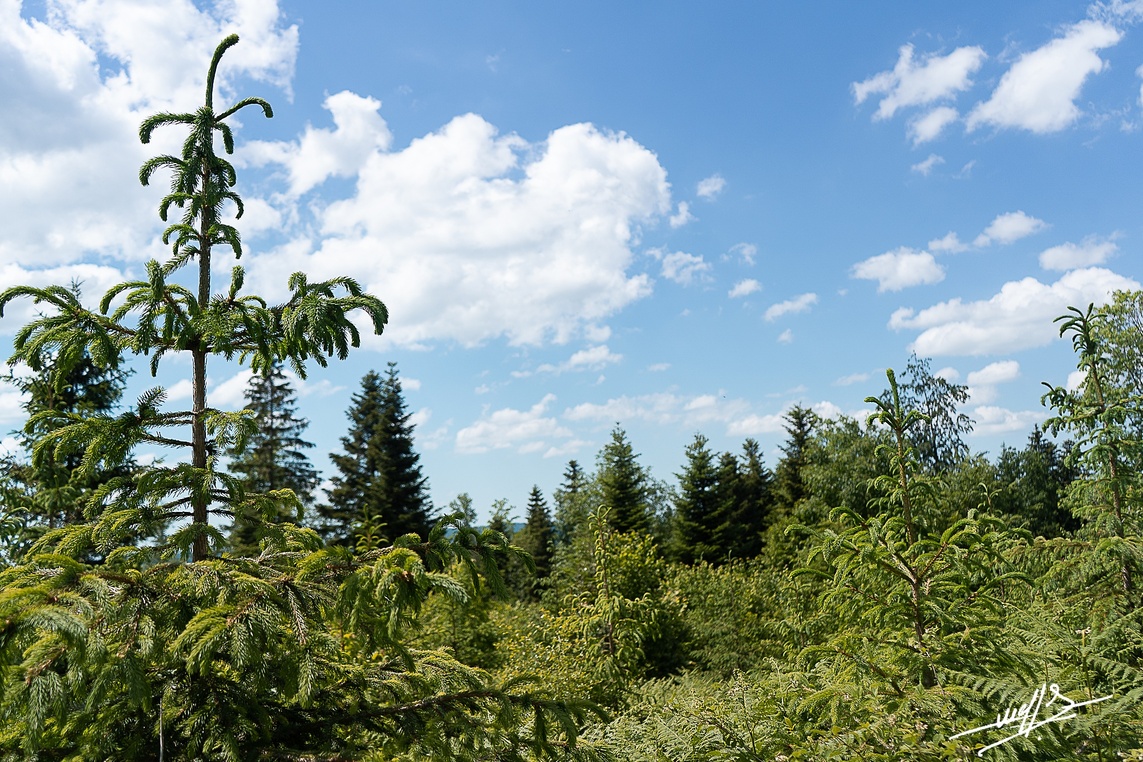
<box><xmin>598</xmin><ymin>426</ymin><xmax>650</xmax><ymax>534</ymax></box>
<box><xmin>226</xmin><ymin>361</ymin><xmax>319</xmax><ymax>555</ymax></box>
<box><xmin>774</xmin><ymin>404</ymin><xmax>817</xmax><ymax>512</ymax></box>
<box><xmin>0</xmin><ymin>344</ymin><xmax>134</xmax><ymax>554</ymax></box>
<box><xmin>513</xmin><ymin>485</ymin><xmax>555</xmax><ymax>600</ymax></box>
<box><xmin>0</xmin><ymin>36</ymin><xmax>598</xmax><ymax>759</ymax></box>
<box><xmin>323</xmin><ymin>362</ymin><xmax>432</xmax><ymax>545</ymax></box>
<box><xmin>712</xmin><ymin>438</ymin><xmax>774</xmax><ymax>560</ymax></box>
<box><xmin>672</xmin><ymin>433</ymin><xmax>721</xmax><ymax>564</ymax></box>
<box><xmin>553</xmin><ymin>459</ymin><xmax>592</xmax><ymax>545</ymax></box>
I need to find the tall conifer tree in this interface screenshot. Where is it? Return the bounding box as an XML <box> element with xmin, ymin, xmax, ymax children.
<box><xmin>774</xmin><ymin>405</ymin><xmax>817</xmax><ymax>512</ymax></box>
<box><xmin>226</xmin><ymin>361</ymin><xmax>319</xmax><ymax>555</ymax></box>
<box><xmin>672</xmin><ymin>433</ymin><xmax>721</xmax><ymax>564</ymax></box>
<box><xmin>598</xmin><ymin>426</ymin><xmax>650</xmax><ymax>534</ymax></box>
<box><xmin>323</xmin><ymin>362</ymin><xmax>432</xmax><ymax>545</ymax></box>
<box><xmin>513</xmin><ymin>485</ymin><xmax>555</xmax><ymax>600</ymax></box>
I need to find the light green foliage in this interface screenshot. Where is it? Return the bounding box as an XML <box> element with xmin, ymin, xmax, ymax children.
<box><xmin>0</xmin><ymin>36</ymin><xmax>601</xmax><ymax>760</ymax></box>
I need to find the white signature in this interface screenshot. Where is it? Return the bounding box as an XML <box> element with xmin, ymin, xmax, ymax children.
<box><xmin>950</xmin><ymin>682</ymin><xmax>1112</xmax><ymax>756</ymax></box>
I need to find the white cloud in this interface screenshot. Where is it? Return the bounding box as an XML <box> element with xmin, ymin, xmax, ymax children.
<box><xmin>974</xmin><ymin>211</ymin><xmax>1047</xmax><ymax>247</ymax></box>
<box><xmin>729</xmin><ymin>242</ymin><xmax>757</xmax><ymax>265</ymax></box>
<box><xmin>669</xmin><ymin>201</ymin><xmax>695</xmax><ymax>228</ymax></box>
<box><xmin>211</xmin><ymin>368</ymin><xmax>257</xmax><ymax>409</ymax></box>
<box><xmin>533</xmin><ymin>345</ymin><xmax>623</xmax><ymax>374</ymax></box>
<box><xmin>777</xmin><ymin>329</ymin><xmax>794</xmax><ymax>344</ymax></box>
<box><xmin>1038</xmin><ymin>235</ymin><xmax>1118</xmax><ymax>270</ymax></box>
<box><xmin>935</xmin><ymin>366</ymin><xmax>960</xmax><ymax>381</ymax></box>
<box><xmin>853</xmin><ymin>44</ymin><xmax>986</xmax><ymax>120</ymax></box>
<box><xmin>249</xmin><ymin>116</ymin><xmax>670</xmax><ymax>347</ymax></box>
<box><xmin>696</xmin><ymin>174</ymin><xmax>726</xmax><ymax>199</ymax></box>
<box><xmin>835</xmin><ymin>372</ymin><xmax>870</xmax><ymax>386</ymax></box>
<box><xmin>564</xmin><ymin>390</ymin><xmax>756</xmax><ymax>435</ymax></box>
<box><xmin>729</xmin><ymin>279</ymin><xmax>762</xmax><ymax>298</ymax></box>
<box><xmin>727</xmin><ymin>399</ymin><xmax>845</xmax><ymax>436</ymax></box>
<box><xmin>408</xmin><ymin>407</ymin><xmax>432</xmax><ymax>429</ymax></box>
<box><xmin>851</xmin><ymin>247</ymin><xmax>944</xmax><ymax>292</ymax></box>
<box><xmin>0</xmin><ymin>0</ymin><xmax>297</xmax><ymax>268</ymax></box>
<box><xmin>455</xmin><ymin>394</ymin><xmax>572</xmax><ymax>454</ymax></box>
<box><xmin>966</xmin><ymin>360</ymin><xmax>1020</xmax><ymax>404</ymax></box>
<box><xmin>0</xmin><ymin>384</ymin><xmax>25</xmax><ymax>425</ymax></box>
<box><xmin>909</xmin><ymin>106</ymin><xmax>959</xmax><ymax>144</ymax></box>
<box><xmin>929</xmin><ymin>231</ymin><xmax>968</xmax><ymax>253</ymax></box>
<box><xmin>647</xmin><ymin>362</ymin><xmax>670</xmax><ymax>372</ymax></box>
<box><xmin>243</xmin><ymin>90</ymin><xmax>392</xmax><ymax>196</ymax></box>
<box><xmin>911</xmin><ymin>153</ymin><xmax>945</xmax><ymax>175</ymax></box>
<box><xmin>889</xmin><ymin>267</ymin><xmax>1140</xmax><ymax>355</ymax></box>
<box><xmin>970</xmin><ymin>405</ymin><xmax>1046</xmax><ymax>435</ymax></box>
<box><xmin>765</xmin><ymin>293</ymin><xmax>818</xmax><ymax>321</ymax></box>
<box><xmin>401</xmin><ymin>377</ymin><xmax>422</xmax><ymax>391</ymax></box>
<box><xmin>0</xmin><ymin>435</ymin><xmax>20</xmax><ymax>458</ymax></box>
<box><xmin>653</xmin><ymin>248</ymin><xmax>712</xmax><ymax>286</ymax></box>
<box><xmin>967</xmin><ymin>20</ymin><xmax>1123</xmax><ymax>133</ymax></box>
<box><xmin>967</xmin><ymin>360</ymin><xmax>1020</xmax><ymax>385</ymax></box>
<box><xmin>1066</xmin><ymin>369</ymin><xmax>1087</xmax><ymax>391</ymax></box>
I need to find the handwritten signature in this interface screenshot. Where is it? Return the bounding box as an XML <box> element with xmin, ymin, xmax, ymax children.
<box><xmin>950</xmin><ymin>683</ymin><xmax>1112</xmax><ymax>756</ymax></box>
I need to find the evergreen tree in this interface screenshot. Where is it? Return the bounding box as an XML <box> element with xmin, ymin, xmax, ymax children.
<box><xmin>774</xmin><ymin>405</ymin><xmax>817</xmax><ymax>512</ymax></box>
<box><xmin>0</xmin><ymin>37</ymin><xmax>597</xmax><ymax>759</ymax></box>
<box><xmin>323</xmin><ymin>362</ymin><xmax>432</xmax><ymax>545</ymax></box>
<box><xmin>672</xmin><ymin>433</ymin><xmax>721</xmax><ymax>564</ymax></box>
<box><xmin>714</xmin><ymin>438</ymin><xmax>774</xmax><ymax>560</ymax></box>
<box><xmin>513</xmin><ymin>485</ymin><xmax>555</xmax><ymax>600</ymax></box>
<box><xmin>553</xmin><ymin>459</ymin><xmax>593</xmax><ymax>545</ymax></box>
<box><xmin>994</xmin><ymin>426</ymin><xmax>1079</xmax><ymax>538</ymax></box>
<box><xmin>0</xmin><ymin>346</ymin><xmax>134</xmax><ymax>556</ymax></box>
<box><xmin>226</xmin><ymin>361</ymin><xmax>319</xmax><ymax>555</ymax></box>
<box><xmin>598</xmin><ymin>426</ymin><xmax>650</xmax><ymax>534</ymax></box>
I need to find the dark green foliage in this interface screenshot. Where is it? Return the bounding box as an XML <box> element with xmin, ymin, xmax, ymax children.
<box><xmin>323</xmin><ymin>362</ymin><xmax>433</xmax><ymax>546</ymax></box>
<box><xmin>774</xmin><ymin>404</ymin><xmax>817</xmax><ymax>512</ymax></box>
<box><xmin>597</xmin><ymin>427</ymin><xmax>650</xmax><ymax>534</ymax></box>
<box><xmin>994</xmin><ymin>427</ymin><xmax>1079</xmax><ymax>538</ymax></box>
<box><xmin>0</xmin><ymin>344</ymin><xmax>134</xmax><ymax>556</ymax></box>
<box><xmin>711</xmin><ymin>438</ymin><xmax>775</xmax><ymax>561</ymax></box>
<box><xmin>554</xmin><ymin>460</ymin><xmax>593</xmax><ymax>546</ymax></box>
<box><xmin>671</xmin><ymin>433</ymin><xmax>721</xmax><ymax>564</ymax></box>
<box><xmin>513</xmin><ymin>486</ymin><xmax>555</xmax><ymax>600</ymax></box>
<box><xmin>226</xmin><ymin>361</ymin><xmax>320</xmax><ymax>555</ymax></box>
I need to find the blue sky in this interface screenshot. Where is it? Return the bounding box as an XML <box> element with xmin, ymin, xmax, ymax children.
<box><xmin>2</xmin><ymin>0</ymin><xmax>1142</xmax><ymax>521</ymax></box>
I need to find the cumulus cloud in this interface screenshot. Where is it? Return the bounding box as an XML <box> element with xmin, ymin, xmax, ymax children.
<box><xmin>243</xmin><ymin>90</ymin><xmax>393</xmax><ymax>196</ymax></box>
<box><xmin>765</xmin><ymin>293</ymin><xmax>818</xmax><ymax>321</ymax></box>
<box><xmin>970</xmin><ymin>405</ymin><xmax>1046</xmax><ymax>435</ymax></box>
<box><xmin>247</xmin><ymin>116</ymin><xmax>671</xmax><ymax>347</ymax></box>
<box><xmin>909</xmin><ymin>106</ymin><xmax>959</xmax><ymax>144</ymax></box>
<box><xmin>729</xmin><ymin>242</ymin><xmax>757</xmax><ymax>265</ymax></box>
<box><xmin>1038</xmin><ymin>235</ymin><xmax>1118</xmax><ymax>270</ymax></box>
<box><xmin>564</xmin><ymin>390</ymin><xmax>777</xmax><ymax>437</ymax></box>
<box><xmin>911</xmin><ymin>154</ymin><xmax>945</xmax><ymax>176</ymax></box>
<box><xmin>729</xmin><ymin>279</ymin><xmax>762</xmax><ymax>298</ymax></box>
<box><xmin>889</xmin><ymin>267</ymin><xmax>1140</xmax><ymax>355</ymax></box>
<box><xmin>668</xmin><ymin>201</ymin><xmax>695</xmax><ymax>228</ymax></box>
<box><xmin>652</xmin><ymin>248</ymin><xmax>712</xmax><ymax>286</ymax></box>
<box><xmin>777</xmin><ymin>329</ymin><xmax>794</xmax><ymax>344</ymax></box>
<box><xmin>530</xmin><ymin>345</ymin><xmax>623</xmax><ymax>375</ymax></box>
<box><xmin>853</xmin><ymin>44</ymin><xmax>986</xmax><ymax>120</ymax></box>
<box><xmin>974</xmin><ymin>211</ymin><xmax>1047</xmax><ymax>246</ymax></box>
<box><xmin>0</xmin><ymin>0</ymin><xmax>298</xmax><ymax>267</ymax></box>
<box><xmin>966</xmin><ymin>360</ymin><xmax>1020</xmax><ymax>403</ymax></box>
<box><xmin>696</xmin><ymin>174</ymin><xmax>726</xmax><ymax>199</ymax></box>
<box><xmin>967</xmin><ymin>20</ymin><xmax>1123</xmax><ymax>133</ymax></box>
<box><xmin>835</xmin><ymin>372</ymin><xmax>871</xmax><ymax>386</ymax></box>
<box><xmin>929</xmin><ymin>231</ymin><xmax>968</xmax><ymax>253</ymax></box>
<box><xmin>851</xmin><ymin>247</ymin><xmax>944</xmax><ymax>292</ymax></box>
<box><xmin>455</xmin><ymin>394</ymin><xmax>572</xmax><ymax>454</ymax></box>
